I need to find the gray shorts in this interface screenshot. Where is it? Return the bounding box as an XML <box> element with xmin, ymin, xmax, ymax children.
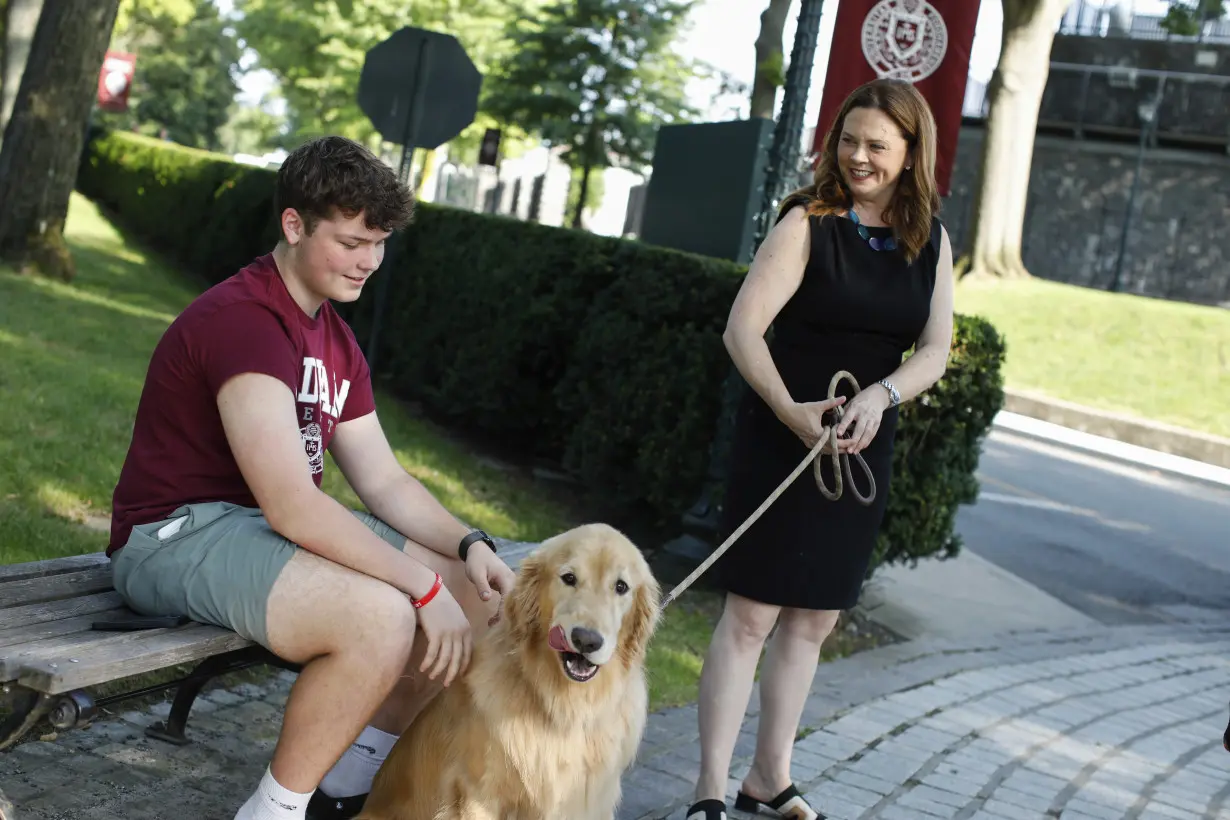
<box><xmin>110</xmin><ymin>501</ymin><xmax>406</xmax><ymax>649</ymax></box>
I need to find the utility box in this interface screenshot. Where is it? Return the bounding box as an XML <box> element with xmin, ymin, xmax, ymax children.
<box><xmin>638</xmin><ymin>118</ymin><xmax>775</xmax><ymax>264</ymax></box>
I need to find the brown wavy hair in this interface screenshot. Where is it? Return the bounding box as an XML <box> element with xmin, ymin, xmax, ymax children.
<box><xmin>778</xmin><ymin>78</ymin><xmax>940</xmax><ymax>262</ymax></box>
<box><xmin>275</xmin><ymin>136</ymin><xmax>416</xmax><ymax>236</ymax></box>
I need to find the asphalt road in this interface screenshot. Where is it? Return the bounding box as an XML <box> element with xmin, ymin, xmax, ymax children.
<box><xmin>958</xmin><ymin>428</ymin><xmax>1230</xmax><ymax>626</ymax></box>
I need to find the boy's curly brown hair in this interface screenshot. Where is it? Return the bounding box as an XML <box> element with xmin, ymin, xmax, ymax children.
<box><xmin>274</xmin><ymin>136</ymin><xmax>415</xmax><ymax>236</ymax></box>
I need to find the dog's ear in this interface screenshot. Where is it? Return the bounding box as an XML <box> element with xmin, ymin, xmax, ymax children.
<box><xmin>618</xmin><ymin>568</ymin><xmax>661</xmax><ymax>668</ymax></box>
<box><xmin>505</xmin><ymin>552</ymin><xmax>546</xmax><ymax>645</ymax></box>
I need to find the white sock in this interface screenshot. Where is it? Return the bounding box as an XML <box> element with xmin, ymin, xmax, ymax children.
<box><xmin>319</xmin><ymin>725</ymin><xmax>399</xmax><ymax>797</ymax></box>
<box><xmin>233</xmin><ymin>766</ymin><xmax>312</xmax><ymax>820</ymax></box>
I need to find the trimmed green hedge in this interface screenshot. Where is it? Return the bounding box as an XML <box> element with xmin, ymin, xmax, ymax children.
<box><xmin>77</xmin><ymin>130</ymin><xmax>1006</xmax><ymax>572</ymax></box>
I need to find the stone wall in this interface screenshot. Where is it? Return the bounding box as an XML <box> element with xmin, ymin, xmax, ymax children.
<box><xmin>942</xmin><ymin>126</ymin><xmax>1230</xmax><ymax>308</ymax></box>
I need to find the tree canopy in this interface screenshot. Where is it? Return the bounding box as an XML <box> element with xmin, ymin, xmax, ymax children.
<box><xmin>483</xmin><ymin>0</ymin><xmax>699</xmax><ymax>226</ymax></box>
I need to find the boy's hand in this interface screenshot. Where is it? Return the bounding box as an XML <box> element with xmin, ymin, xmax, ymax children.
<box><xmin>414</xmin><ymin>583</ymin><xmax>472</xmax><ymax>687</ymax></box>
<box><xmin>464</xmin><ymin>545</ymin><xmax>517</xmax><ymax>626</ymax></box>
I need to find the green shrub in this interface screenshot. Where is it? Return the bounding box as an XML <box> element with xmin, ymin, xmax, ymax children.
<box><xmin>876</xmin><ymin>315</ymin><xmax>1006</xmax><ymax>567</ymax></box>
<box><xmin>76</xmin><ymin>129</ymin><xmax>1006</xmax><ymax>574</ymax></box>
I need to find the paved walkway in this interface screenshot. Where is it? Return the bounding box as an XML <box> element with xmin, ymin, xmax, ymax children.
<box><xmin>3</xmin><ymin>616</ymin><xmax>1228</xmax><ymax>819</ymax></box>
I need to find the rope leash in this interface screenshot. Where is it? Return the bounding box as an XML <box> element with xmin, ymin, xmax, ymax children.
<box><xmin>659</xmin><ymin>370</ymin><xmax>876</xmax><ymax>611</ymax></box>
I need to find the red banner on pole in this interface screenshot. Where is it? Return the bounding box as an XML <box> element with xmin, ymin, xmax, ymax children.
<box><xmin>98</xmin><ymin>50</ymin><xmax>137</xmax><ymax>113</ymax></box>
<box><xmin>811</xmin><ymin>0</ymin><xmax>981</xmax><ymax>196</ymax></box>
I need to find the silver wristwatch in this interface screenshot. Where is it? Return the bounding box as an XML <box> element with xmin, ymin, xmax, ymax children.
<box><xmin>877</xmin><ymin>378</ymin><xmax>901</xmax><ymax>407</ymax></box>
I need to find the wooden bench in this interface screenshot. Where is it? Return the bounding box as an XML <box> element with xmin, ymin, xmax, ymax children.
<box><xmin>1</xmin><ymin>538</ymin><xmax>536</xmax><ymax>754</ymax></box>
<box><xmin>0</xmin><ymin>552</ymin><xmax>300</xmax><ymax>752</ymax></box>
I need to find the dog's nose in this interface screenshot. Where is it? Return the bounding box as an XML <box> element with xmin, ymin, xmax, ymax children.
<box><xmin>571</xmin><ymin>627</ymin><xmax>604</xmax><ymax>655</ymax></box>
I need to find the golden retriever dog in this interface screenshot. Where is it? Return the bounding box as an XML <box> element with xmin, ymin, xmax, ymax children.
<box><xmin>356</xmin><ymin>522</ymin><xmax>661</xmax><ymax>820</ymax></box>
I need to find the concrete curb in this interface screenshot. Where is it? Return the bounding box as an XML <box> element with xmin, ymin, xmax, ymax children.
<box><xmin>992</xmin><ymin>409</ymin><xmax>1230</xmax><ymax>489</ymax></box>
<box><xmin>1001</xmin><ymin>388</ymin><xmax>1230</xmax><ymax>469</ymax></box>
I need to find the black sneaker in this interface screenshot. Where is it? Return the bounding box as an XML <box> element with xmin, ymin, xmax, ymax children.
<box><xmin>305</xmin><ymin>789</ymin><xmax>368</xmax><ymax>820</ymax></box>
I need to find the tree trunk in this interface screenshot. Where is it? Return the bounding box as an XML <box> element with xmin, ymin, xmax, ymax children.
<box><xmin>0</xmin><ymin>0</ymin><xmax>44</xmax><ymax>148</ymax></box>
<box><xmin>960</xmin><ymin>0</ymin><xmax>1071</xmax><ymax>281</ymax></box>
<box><xmin>750</xmin><ymin>0</ymin><xmax>792</xmax><ymax>120</ymax></box>
<box><xmin>572</xmin><ymin>157</ymin><xmax>592</xmax><ymax>230</ymax></box>
<box><xmin>0</xmin><ymin>0</ymin><xmax>119</xmax><ymax>280</ymax></box>
<box><xmin>572</xmin><ymin>112</ymin><xmax>601</xmax><ymax>230</ymax></box>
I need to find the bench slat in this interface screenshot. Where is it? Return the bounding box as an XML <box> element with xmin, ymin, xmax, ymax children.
<box><xmin>14</xmin><ymin>624</ymin><xmax>254</xmax><ymax>694</ymax></box>
<box><xmin>0</xmin><ymin>567</ymin><xmax>114</xmax><ymax>610</ymax></box>
<box><xmin>3</xmin><ymin>627</ymin><xmax>169</xmax><ymax>682</ymax></box>
<box><xmin>0</xmin><ymin>552</ymin><xmax>109</xmax><ymax>584</ymax></box>
<box><xmin>0</xmin><ymin>621</ymin><xmax>189</xmax><ymax>680</ymax></box>
<box><xmin>0</xmin><ymin>611</ymin><xmax>134</xmax><ymax>650</ymax></box>
<box><xmin>0</xmin><ymin>592</ymin><xmax>125</xmax><ymax>630</ymax></box>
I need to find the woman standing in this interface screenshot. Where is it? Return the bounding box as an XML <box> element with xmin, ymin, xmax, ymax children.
<box><xmin>687</xmin><ymin>78</ymin><xmax>955</xmax><ymax>820</ymax></box>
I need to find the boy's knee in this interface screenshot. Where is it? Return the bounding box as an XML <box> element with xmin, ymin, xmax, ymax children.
<box><xmin>343</xmin><ymin>582</ymin><xmax>418</xmax><ymax>667</ymax></box>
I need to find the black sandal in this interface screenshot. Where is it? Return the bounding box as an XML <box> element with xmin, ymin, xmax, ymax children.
<box><xmin>734</xmin><ymin>784</ymin><xmax>824</xmax><ymax>819</ymax></box>
<box><xmin>685</xmin><ymin>798</ymin><xmax>728</xmax><ymax>819</ymax></box>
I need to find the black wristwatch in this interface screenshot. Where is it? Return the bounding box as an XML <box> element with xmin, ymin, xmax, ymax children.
<box><xmin>458</xmin><ymin>529</ymin><xmax>497</xmax><ymax>562</ymax></box>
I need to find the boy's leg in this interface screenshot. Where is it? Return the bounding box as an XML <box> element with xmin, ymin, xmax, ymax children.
<box><xmin>111</xmin><ymin>503</ymin><xmax>498</xmax><ymax>818</ymax></box>
<box><xmin>346</xmin><ymin>511</ymin><xmax>502</xmax><ymax>735</ymax></box>
<box><xmin>276</xmin><ymin>512</ymin><xmax>500</xmax><ymax>812</ymax></box>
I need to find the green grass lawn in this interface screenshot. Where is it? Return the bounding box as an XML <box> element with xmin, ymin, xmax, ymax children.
<box><xmin>0</xmin><ymin>193</ymin><xmax>729</xmax><ymax>713</ymax></box>
<box><xmin>955</xmin><ymin>275</ymin><xmax>1230</xmax><ymax>439</ymax></box>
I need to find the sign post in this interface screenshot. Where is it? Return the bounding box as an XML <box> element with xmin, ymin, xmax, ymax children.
<box><xmin>357</xmin><ymin>26</ymin><xmax>483</xmax><ymax>184</ymax></box>
<box><xmin>356</xmin><ymin>27</ymin><xmax>483</xmax><ymax>371</ymax></box>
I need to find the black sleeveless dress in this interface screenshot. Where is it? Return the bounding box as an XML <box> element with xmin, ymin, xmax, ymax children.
<box><xmin>715</xmin><ymin>210</ymin><xmax>942</xmax><ymax>611</ymax></box>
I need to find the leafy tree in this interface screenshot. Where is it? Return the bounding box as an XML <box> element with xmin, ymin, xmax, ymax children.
<box><xmin>0</xmin><ymin>0</ymin><xmax>122</xmax><ymax>280</ymax></box>
<box><xmin>100</xmin><ymin>0</ymin><xmax>241</xmax><ymax>152</ymax></box>
<box><xmin>484</xmin><ymin>0</ymin><xmax>699</xmax><ymax>229</ymax></box>
<box><xmin>217</xmin><ymin>91</ymin><xmax>289</xmax><ymax>157</ymax></box>
<box><xmin>958</xmin><ymin>0</ymin><xmax>1072</xmax><ymax>281</ymax></box>
<box><xmin>1160</xmin><ymin>0</ymin><xmax>1225</xmax><ymax>35</ymax></box>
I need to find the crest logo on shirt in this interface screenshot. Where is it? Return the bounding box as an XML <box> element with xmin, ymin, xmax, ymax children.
<box><xmin>301</xmin><ymin>422</ymin><xmax>324</xmax><ymax>475</ymax></box>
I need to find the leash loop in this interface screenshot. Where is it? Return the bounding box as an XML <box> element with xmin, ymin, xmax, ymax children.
<box><xmin>814</xmin><ymin>371</ymin><xmax>877</xmax><ymax>507</ymax></box>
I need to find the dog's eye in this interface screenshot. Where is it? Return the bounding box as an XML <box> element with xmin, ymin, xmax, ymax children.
<box><xmin>561</xmin><ymin>572</ymin><xmax>577</xmax><ymax>586</ymax></box>
<box><xmin>615</xmin><ymin>579</ymin><xmax>628</xmax><ymax>595</ymax></box>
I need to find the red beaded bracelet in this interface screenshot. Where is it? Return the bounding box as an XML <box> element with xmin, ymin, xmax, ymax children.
<box><xmin>413</xmin><ymin>573</ymin><xmax>443</xmax><ymax>609</ymax></box>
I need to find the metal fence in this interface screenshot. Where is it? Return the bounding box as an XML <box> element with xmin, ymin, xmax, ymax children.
<box><xmin>961</xmin><ymin>62</ymin><xmax>1230</xmax><ymax>151</ymax></box>
<box><xmin>1060</xmin><ymin>1</ymin><xmax>1230</xmax><ymax>44</ymax></box>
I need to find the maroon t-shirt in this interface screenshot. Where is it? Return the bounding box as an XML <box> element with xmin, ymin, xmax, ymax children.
<box><xmin>108</xmin><ymin>254</ymin><xmax>375</xmax><ymax>555</ymax></box>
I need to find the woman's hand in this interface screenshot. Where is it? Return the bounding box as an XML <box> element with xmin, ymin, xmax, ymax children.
<box><xmin>778</xmin><ymin>395</ymin><xmax>846</xmax><ymax>450</ymax></box>
<box><xmin>834</xmin><ymin>386</ymin><xmax>892</xmax><ymax>455</ymax></box>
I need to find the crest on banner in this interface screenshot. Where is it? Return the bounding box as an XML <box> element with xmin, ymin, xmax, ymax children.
<box><xmin>860</xmin><ymin>0</ymin><xmax>949</xmax><ymax>82</ymax></box>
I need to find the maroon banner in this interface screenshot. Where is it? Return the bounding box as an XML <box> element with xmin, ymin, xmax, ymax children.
<box><xmin>811</xmin><ymin>0</ymin><xmax>981</xmax><ymax>196</ymax></box>
<box><xmin>98</xmin><ymin>50</ymin><xmax>137</xmax><ymax>113</ymax></box>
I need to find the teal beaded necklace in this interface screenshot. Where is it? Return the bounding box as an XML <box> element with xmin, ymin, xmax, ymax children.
<box><xmin>846</xmin><ymin>208</ymin><xmax>897</xmax><ymax>252</ymax></box>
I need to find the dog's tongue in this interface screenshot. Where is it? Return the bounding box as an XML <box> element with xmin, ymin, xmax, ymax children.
<box><xmin>548</xmin><ymin>624</ymin><xmax>571</xmax><ymax>652</ymax></box>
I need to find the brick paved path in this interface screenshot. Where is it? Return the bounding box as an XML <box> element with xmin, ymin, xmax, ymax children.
<box><xmin>634</xmin><ymin>621</ymin><xmax>1230</xmax><ymax>820</ymax></box>
<box><xmin>4</xmin><ymin>617</ymin><xmax>1229</xmax><ymax>819</ymax></box>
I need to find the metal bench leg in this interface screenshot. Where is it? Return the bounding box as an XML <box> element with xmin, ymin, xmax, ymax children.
<box><xmin>0</xmin><ymin>684</ymin><xmax>53</xmax><ymax>752</ymax></box>
<box><xmin>145</xmin><ymin>646</ymin><xmax>294</xmax><ymax>746</ymax></box>
<box><xmin>144</xmin><ymin>656</ymin><xmax>225</xmax><ymax>746</ymax></box>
